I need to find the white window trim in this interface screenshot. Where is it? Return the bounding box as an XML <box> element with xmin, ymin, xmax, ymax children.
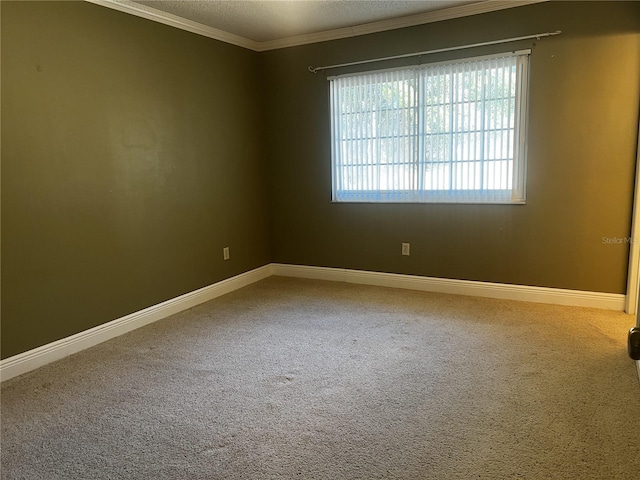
<box><xmin>329</xmin><ymin>50</ymin><xmax>531</xmax><ymax>204</ymax></box>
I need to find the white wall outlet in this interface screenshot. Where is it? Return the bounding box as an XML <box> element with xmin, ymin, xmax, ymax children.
<box><xmin>402</xmin><ymin>243</ymin><xmax>410</xmax><ymax>256</ymax></box>
<box><xmin>223</xmin><ymin>247</ymin><xmax>230</xmax><ymax>260</ymax></box>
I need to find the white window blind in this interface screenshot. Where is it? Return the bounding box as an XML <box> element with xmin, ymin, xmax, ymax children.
<box><xmin>330</xmin><ymin>51</ymin><xmax>530</xmax><ymax>203</ymax></box>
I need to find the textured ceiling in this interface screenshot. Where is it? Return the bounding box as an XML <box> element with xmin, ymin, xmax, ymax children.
<box><xmin>134</xmin><ymin>0</ymin><xmax>480</xmax><ymax>43</ymax></box>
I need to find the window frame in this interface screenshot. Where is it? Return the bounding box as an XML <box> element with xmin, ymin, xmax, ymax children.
<box><xmin>329</xmin><ymin>50</ymin><xmax>531</xmax><ymax>204</ymax></box>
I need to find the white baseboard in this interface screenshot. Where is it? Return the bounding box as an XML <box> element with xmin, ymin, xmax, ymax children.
<box><xmin>0</xmin><ymin>265</ymin><xmax>273</xmax><ymax>382</ymax></box>
<box><xmin>270</xmin><ymin>264</ymin><xmax>626</xmax><ymax>311</ymax></box>
<box><xmin>1</xmin><ymin>262</ymin><xmax>626</xmax><ymax>382</ymax></box>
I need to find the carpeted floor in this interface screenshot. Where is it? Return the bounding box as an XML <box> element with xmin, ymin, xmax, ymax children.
<box><xmin>1</xmin><ymin>276</ymin><xmax>639</xmax><ymax>479</ymax></box>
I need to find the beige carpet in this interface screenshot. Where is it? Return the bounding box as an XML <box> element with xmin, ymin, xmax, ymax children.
<box><xmin>1</xmin><ymin>276</ymin><xmax>639</xmax><ymax>479</ymax></box>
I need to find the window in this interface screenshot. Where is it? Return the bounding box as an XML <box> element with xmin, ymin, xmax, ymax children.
<box><xmin>330</xmin><ymin>51</ymin><xmax>530</xmax><ymax>203</ymax></box>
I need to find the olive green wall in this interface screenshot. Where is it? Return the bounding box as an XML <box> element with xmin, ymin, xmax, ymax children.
<box><xmin>1</xmin><ymin>1</ymin><xmax>270</xmax><ymax>358</ymax></box>
<box><xmin>2</xmin><ymin>1</ymin><xmax>640</xmax><ymax>361</ymax></box>
<box><xmin>262</xmin><ymin>1</ymin><xmax>640</xmax><ymax>294</ymax></box>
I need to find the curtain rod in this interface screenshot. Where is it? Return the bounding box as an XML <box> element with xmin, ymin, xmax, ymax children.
<box><xmin>308</xmin><ymin>30</ymin><xmax>561</xmax><ymax>73</ymax></box>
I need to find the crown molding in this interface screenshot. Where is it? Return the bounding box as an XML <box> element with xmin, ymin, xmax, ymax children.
<box><xmin>257</xmin><ymin>0</ymin><xmax>548</xmax><ymax>51</ymax></box>
<box><xmin>85</xmin><ymin>0</ymin><xmax>261</xmax><ymax>51</ymax></box>
<box><xmin>86</xmin><ymin>0</ymin><xmax>547</xmax><ymax>52</ymax></box>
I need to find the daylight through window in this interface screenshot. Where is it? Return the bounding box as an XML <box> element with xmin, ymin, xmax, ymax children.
<box><xmin>330</xmin><ymin>51</ymin><xmax>530</xmax><ymax>203</ymax></box>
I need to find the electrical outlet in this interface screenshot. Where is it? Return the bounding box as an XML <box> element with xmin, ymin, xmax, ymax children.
<box><xmin>402</xmin><ymin>243</ymin><xmax>410</xmax><ymax>256</ymax></box>
<box><xmin>223</xmin><ymin>247</ymin><xmax>230</xmax><ymax>260</ymax></box>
